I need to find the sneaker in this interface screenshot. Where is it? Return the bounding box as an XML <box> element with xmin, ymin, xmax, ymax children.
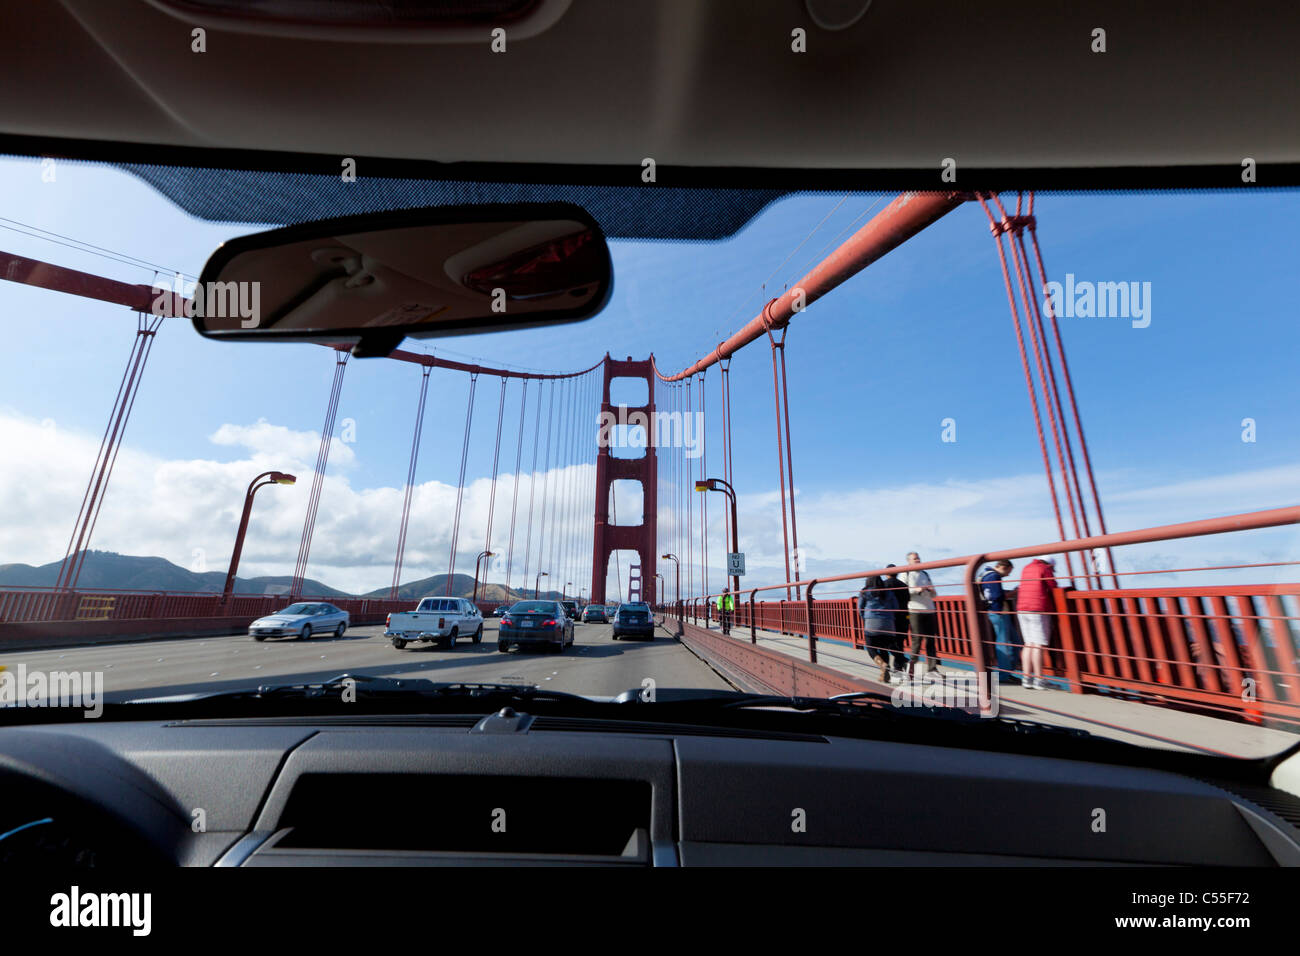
<box><xmin>1033</xmin><ymin>678</ymin><xmax>1047</xmax><ymax>690</ymax></box>
<box><xmin>1021</xmin><ymin>677</ymin><xmax>1032</xmax><ymax>688</ymax></box>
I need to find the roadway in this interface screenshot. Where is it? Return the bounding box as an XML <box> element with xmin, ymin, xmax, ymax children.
<box><xmin>0</xmin><ymin>620</ymin><xmax>732</xmax><ymax>703</ymax></box>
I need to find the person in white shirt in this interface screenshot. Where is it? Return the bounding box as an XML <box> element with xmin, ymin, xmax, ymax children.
<box><xmin>903</xmin><ymin>551</ymin><xmax>939</xmax><ymax>678</ymax></box>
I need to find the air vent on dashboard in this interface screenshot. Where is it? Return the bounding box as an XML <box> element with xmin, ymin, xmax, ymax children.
<box><xmin>270</xmin><ymin>774</ymin><xmax>652</xmax><ymax>860</ymax></box>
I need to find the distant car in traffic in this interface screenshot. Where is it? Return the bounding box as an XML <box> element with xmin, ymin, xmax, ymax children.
<box><xmin>498</xmin><ymin>600</ymin><xmax>574</xmax><ymax>653</ymax></box>
<box><xmin>560</xmin><ymin>600</ymin><xmax>580</xmax><ymax>622</ymax></box>
<box><xmin>581</xmin><ymin>604</ymin><xmax>607</xmax><ymax>623</ymax></box>
<box><xmin>610</xmin><ymin>602</ymin><xmax>654</xmax><ymax>640</ymax></box>
<box><xmin>493</xmin><ymin>605</ymin><xmax>510</xmax><ymax>617</ymax></box>
<box><xmin>250</xmin><ymin>602</ymin><xmax>349</xmax><ymax>641</ymax></box>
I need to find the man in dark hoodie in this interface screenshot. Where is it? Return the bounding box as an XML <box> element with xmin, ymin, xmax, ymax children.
<box><xmin>979</xmin><ymin>560</ymin><xmax>1016</xmax><ymax>682</ymax></box>
<box><xmin>882</xmin><ymin>565</ymin><xmax>910</xmax><ymax>673</ymax></box>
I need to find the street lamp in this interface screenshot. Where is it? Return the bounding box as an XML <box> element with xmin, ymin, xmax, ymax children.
<box><xmin>563</xmin><ymin>581</ymin><xmax>573</xmax><ymax>601</ymax></box>
<box><xmin>660</xmin><ymin>553</ymin><xmax>680</xmax><ymax>620</ymax></box>
<box><xmin>655</xmin><ymin>572</ymin><xmax>665</xmax><ymax>608</ymax></box>
<box><xmin>222</xmin><ymin>471</ymin><xmax>296</xmax><ymax>602</ymax></box>
<box><xmin>471</xmin><ymin>550</ymin><xmax>494</xmax><ymax>605</ymax></box>
<box><xmin>534</xmin><ymin>570</ymin><xmax>548</xmax><ymax>599</ymax></box>
<box><xmin>695</xmin><ymin>478</ymin><xmax>741</xmax><ymax>597</ymax></box>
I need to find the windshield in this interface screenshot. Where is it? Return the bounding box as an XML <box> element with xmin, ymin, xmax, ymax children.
<box><xmin>1</xmin><ymin>157</ymin><xmax>1297</xmax><ymax>760</ymax></box>
<box><xmin>509</xmin><ymin>602</ymin><xmax>559</xmax><ymax>614</ymax></box>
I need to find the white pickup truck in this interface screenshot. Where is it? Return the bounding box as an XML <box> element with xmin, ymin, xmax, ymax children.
<box><xmin>384</xmin><ymin>596</ymin><xmax>484</xmax><ymax>650</ymax></box>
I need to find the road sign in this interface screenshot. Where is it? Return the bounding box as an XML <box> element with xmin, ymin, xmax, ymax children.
<box><xmin>727</xmin><ymin>552</ymin><xmax>745</xmax><ymax>576</ymax></box>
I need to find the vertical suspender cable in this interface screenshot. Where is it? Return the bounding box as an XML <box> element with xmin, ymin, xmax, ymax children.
<box><xmin>57</xmin><ymin>312</ymin><xmax>164</xmax><ymax>591</ymax></box>
<box><xmin>291</xmin><ymin>349</ymin><xmax>350</xmax><ymax>598</ymax></box>
<box><xmin>445</xmin><ymin>372</ymin><xmax>479</xmax><ymax>593</ymax></box>
<box><xmin>535</xmin><ymin>379</ymin><xmax>557</xmax><ymax>587</ymax></box>
<box><xmin>520</xmin><ymin>379</ymin><xmax>547</xmax><ymax>596</ymax></box>
<box><xmin>767</xmin><ymin>330</ymin><xmax>794</xmax><ymax>599</ymax></box>
<box><xmin>505</xmin><ymin>379</ymin><xmax>529</xmax><ymax>595</ymax></box>
<box><xmin>685</xmin><ymin>378</ymin><xmax>694</xmax><ymax>601</ymax></box>
<box><xmin>699</xmin><ymin>370</ymin><xmax>708</xmax><ymax>601</ymax></box>
<box><xmin>1024</xmin><ymin>193</ymin><xmax>1120</xmax><ymax>587</ymax></box>
<box><xmin>391</xmin><ymin>364</ymin><xmax>432</xmax><ymax>599</ymax></box>
<box><xmin>777</xmin><ymin>338</ymin><xmax>803</xmax><ymax>599</ymax></box>
<box><xmin>977</xmin><ymin>195</ymin><xmax>1076</xmax><ymax>580</ymax></box>
<box><xmin>481</xmin><ymin>376</ymin><xmax>508</xmax><ymax>594</ymax></box>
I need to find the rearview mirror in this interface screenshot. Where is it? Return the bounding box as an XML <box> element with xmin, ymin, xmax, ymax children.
<box><xmin>191</xmin><ymin>202</ymin><xmax>612</xmax><ymax>357</ymax></box>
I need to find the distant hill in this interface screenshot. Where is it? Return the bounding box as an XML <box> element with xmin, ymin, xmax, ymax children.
<box><xmin>0</xmin><ymin>550</ymin><xmax>584</xmax><ymax>604</ymax></box>
<box><xmin>0</xmin><ymin>550</ymin><xmax>345</xmax><ymax>597</ymax></box>
<box><xmin>364</xmin><ymin>573</ymin><xmax>569</xmax><ymax>604</ymax></box>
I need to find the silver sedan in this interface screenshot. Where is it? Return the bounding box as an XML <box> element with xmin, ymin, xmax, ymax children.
<box><xmin>249</xmin><ymin>602</ymin><xmax>349</xmax><ymax>641</ymax></box>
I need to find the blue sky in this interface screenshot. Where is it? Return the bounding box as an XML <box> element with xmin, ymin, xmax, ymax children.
<box><xmin>1</xmin><ymin>155</ymin><xmax>1296</xmax><ymax>597</ymax></box>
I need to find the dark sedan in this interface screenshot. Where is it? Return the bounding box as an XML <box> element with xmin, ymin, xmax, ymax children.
<box><xmin>581</xmin><ymin>604</ymin><xmax>607</xmax><ymax>623</ymax></box>
<box><xmin>498</xmin><ymin>600</ymin><xmax>574</xmax><ymax>653</ymax></box>
<box><xmin>610</xmin><ymin>602</ymin><xmax>655</xmax><ymax>640</ymax></box>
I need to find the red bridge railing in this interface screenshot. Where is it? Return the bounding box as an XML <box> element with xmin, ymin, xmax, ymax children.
<box><xmin>674</xmin><ymin>505</ymin><xmax>1300</xmax><ymax>725</ymax></box>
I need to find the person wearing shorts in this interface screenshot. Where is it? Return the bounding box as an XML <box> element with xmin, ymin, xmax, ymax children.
<box><xmin>1016</xmin><ymin>557</ymin><xmax>1058</xmax><ymax>689</ymax></box>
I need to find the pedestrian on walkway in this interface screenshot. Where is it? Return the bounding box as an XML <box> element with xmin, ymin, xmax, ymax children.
<box><xmin>979</xmin><ymin>560</ymin><xmax>1017</xmax><ymax>683</ymax></box>
<box><xmin>721</xmin><ymin>591</ymin><xmax>735</xmax><ymax>635</ymax></box>
<box><xmin>882</xmin><ymin>564</ymin><xmax>910</xmax><ymax>662</ymax></box>
<box><xmin>1016</xmin><ymin>557</ymin><xmax>1058</xmax><ymax>689</ymax></box>
<box><xmin>903</xmin><ymin>551</ymin><xmax>939</xmax><ymax>679</ymax></box>
<box><xmin>858</xmin><ymin>576</ymin><xmax>902</xmax><ymax>682</ymax></box>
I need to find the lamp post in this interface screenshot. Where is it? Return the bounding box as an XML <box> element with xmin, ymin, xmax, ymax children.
<box><xmin>534</xmin><ymin>571</ymin><xmax>548</xmax><ymax>599</ymax></box>
<box><xmin>472</xmin><ymin>550</ymin><xmax>494</xmax><ymax>605</ymax></box>
<box><xmin>222</xmin><ymin>471</ymin><xmax>296</xmax><ymax>603</ymax></box>
<box><xmin>695</xmin><ymin>478</ymin><xmax>741</xmax><ymax>597</ymax></box>
<box><xmin>660</xmin><ymin>553</ymin><xmax>680</xmax><ymax>622</ymax></box>
<box><xmin>563</xmin><ymin>581</ymin><xmax>573</xmax><ymax>601</ymax></box>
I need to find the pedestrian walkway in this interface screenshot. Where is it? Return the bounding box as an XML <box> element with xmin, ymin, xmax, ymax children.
<box><xmin>685</xmin><ymin>619</ymin><xmax>1297</xmax><ymax>758</ymax></box>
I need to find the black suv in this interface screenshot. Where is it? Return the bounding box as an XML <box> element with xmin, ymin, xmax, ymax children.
<box><xmin>560</xmin><ymin>600</ymin><xmax>579</xmax><ymax>622</ymax></box>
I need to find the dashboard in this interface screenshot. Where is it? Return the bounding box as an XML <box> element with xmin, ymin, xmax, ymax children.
<box><xmin>2</xmin><ymin>715</ymin><xmax>1298</xmax><ymax>866</ymax></box>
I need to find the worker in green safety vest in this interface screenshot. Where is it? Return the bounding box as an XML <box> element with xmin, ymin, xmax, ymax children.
<box><xmin>720</xmin><ymin>592</ymin><xmax>735</xmax><ymax>635</ymax></box>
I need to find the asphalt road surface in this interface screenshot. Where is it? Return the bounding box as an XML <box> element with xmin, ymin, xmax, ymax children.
<box><xmin>0</xmin><ymin>620</ymin><xmax>733</xmax><ymax>702</ymax></box>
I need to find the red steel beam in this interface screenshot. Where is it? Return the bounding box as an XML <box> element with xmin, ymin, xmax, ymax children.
<box><xmin>0</xmin><ymin>249</ymin><xmax>599</xmax><ymax>381</ymax></box>
<box><xmin>659</xmin><ymin>191</ymin><xmax>968</xmax><ymax>381</ymax></box>
<box><xmin>1</xmin><ymin>249</ymin><xmax>174</xmax><ymax>313</ymax></box>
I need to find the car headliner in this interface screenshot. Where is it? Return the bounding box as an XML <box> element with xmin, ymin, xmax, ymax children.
<box><xmin>0</xmin><ymin>1</ymin><xmax>1297</xmax><ymax>240</ymax></box>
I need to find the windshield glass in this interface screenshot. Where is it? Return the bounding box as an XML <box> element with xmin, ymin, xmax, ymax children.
<box><xmin>509</xmin><ymin>602</ymin><xmax>557</xmax><ymax>614</ymax></box>
<box><xmin>1</xmin><ymin>157</ymin><xmax>1297</xmax><ymax>760</ymax></box>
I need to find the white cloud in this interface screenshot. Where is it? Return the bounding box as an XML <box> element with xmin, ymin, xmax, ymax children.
<box><xmin>2</xmin><ymin>411</ymin><xmax>1293</xmax><ymax>599</ymax></box>
<box><xmin>659</xmin><ymin>465</ymin><xmax>1300</xmax><ymax>596</ymax></box>
<box><xmin>0</xmin><ymin>413</ymin><xmax>596</xmax><ymax>596</ymax></box>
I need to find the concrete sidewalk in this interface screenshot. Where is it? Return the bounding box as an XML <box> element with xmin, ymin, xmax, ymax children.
<box><xmin>689</xmin><ymin>618</ymin><xmax>1298</xmax><ymax>758</ymax></box>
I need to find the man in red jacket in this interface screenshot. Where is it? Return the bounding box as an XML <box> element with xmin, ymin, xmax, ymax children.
<box><xmin>1016</xmin><ymin>558</ymin><xmax>1058</xmax><ymax>690</ymax></box>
